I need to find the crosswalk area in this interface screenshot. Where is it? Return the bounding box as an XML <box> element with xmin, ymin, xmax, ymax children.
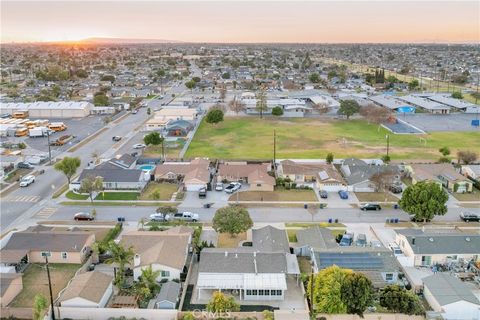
<box><xmin>2</xmin><ymin>195</ymin><xmax>41</xmax><ymax>202</ymax></box>
<box><xmin>35</xmin><ymin>207</ymin><xmax>58</xmax><ymax>219</ymax></box>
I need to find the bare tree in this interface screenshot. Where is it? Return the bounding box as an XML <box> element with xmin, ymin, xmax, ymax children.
<box><xmin>360</xmin><ymin>104</ymin><xmax>391</xmax><ymax>126</ymax></box>
<box><xmin>457</xmin><ymin>151</ymin><xmax>478</xmax><ymax>164</ymax></box>
<box><xmin>219</xmin><ymin>85</ymin><xmax>227</xmax><ymax>101</ymax></box>
<box><xmin>370</xmin><ymin>170</ymin><xmax>395</xmax><ymax>193</ymax></box>
<box><xmin>228</xmin><ymin>98</ymin><xmax>246</xmax><ymax>114</ymax></box>
<box><xmin>312</xmin><ymin>102</ymin><xmax>330</xmax><ymax>114</ymax></box>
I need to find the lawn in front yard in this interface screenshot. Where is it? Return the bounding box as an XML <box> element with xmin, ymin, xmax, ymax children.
<box><xmin>65</xmin><ymin>191</ymin><xmax>89</xmax><ymax>200</ymax></box>
<box><xmin>217</xmin><ymin>232</ymin><xmax>247</xmax><ymax>248</ymax></box>
<box><xmin>94</xmin><ymin>192</ymin><xmax>139</xmax><ymax>200</ymax></box>
<box><xmin>355</xmin><ymin>192</ymin><xmax>400</xmax><ymax>203</ymax></box>
<box><xmin>139</xmin><ymin>182</ymin><xmax>178</xmax><ymax>200</ymax></box>
<box><xmin>452</xmin><ymin>190</ymin><xmax>480</xmax><ymax>201</ymax></box>
<box><xmin>229</xmin><ymin>189</ymin><xmax>318</xmax><ymax>202</ymax></box>
<box><xmin>143</xmin><ymin>140</ymin><xmax>185</xmax><ymax>160</ymax></box>
<box><xmin>186</xmin><ymin>117</ymin><xmax>480</xmax><ymax>160</ymax></box>
<box><xmin>10</xmin><ymin>263</ymin><xmax>80</xmax><ymax>307</ymax></box>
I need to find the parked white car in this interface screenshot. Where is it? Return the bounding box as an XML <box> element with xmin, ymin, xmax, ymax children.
<box><xmin>215</xmin><ymin>182</ymin><xmax>223</xmax><ymax>191</ymax></box>
<box><xmin>149</xmin><ymin>213</ymin><xmax>170</xmax><ymax>222</ymax></box>
<box><xmin>133</xmin><ymin>143</ymin><xmax>146</xmax><ymax>149</ymax></box>
<box><xmin>19</xmin><ymin>175</ymin><xmax>35</xmax><ymax>187</ymax></box>
<box><xmin>225</xmin><ymin>182</ymin><xmax>241</xmax><ymax>194</ymax></box>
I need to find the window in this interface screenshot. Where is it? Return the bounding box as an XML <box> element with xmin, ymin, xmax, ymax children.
<box><xmin>256</xmin><ymin>184</ymin><xmax>262</xmax><ymax>187</ymax></box>
<box><xmin>40</xmin><ymin>251</ymin><xmax>51</xmax><ymax>258</ymax></box>
<box><xmin>264</xmin><ymin>290</ymin><xmax>269</xmax><ymax>296</ymax></box>
<box><xmin>246</xmin><ymin>290</ymin><xmax>252</xmax><ymax>295</ymax></box>
<box><xmin>276</xmin><ymin>290</ymin><xmax>282</xmax><ymax>296</ymax></box>
<box><xmin>259</xmin><ymin>290</ymin><xmax>265</xmax><ymax>295</ymax></box>
<box><xmin>252</xmin><ymin>290</ymin><xmax>257</xmax><ymax>295</ymax></box>
<box><xmin>421</xmin><ymin>256</ymin><xmax>432</xmax><ymax>266</ymax></box>
<box><xmin>61</xmin><ymin>252</ymin><xmax>68</xmax><ymax>260</ymax></box>
<box><xmin>161</xmin><ymin>270</ymin><xmax>170</xmax><ymax>277</ymax></box>
<box><xmin>385</xmin><ymin>273</ymin><xmax>394</xmax><ymax>281</ymax></box>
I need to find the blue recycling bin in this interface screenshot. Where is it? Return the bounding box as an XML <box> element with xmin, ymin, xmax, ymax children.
<box><xmin>304</xmin><ymin>204</ymin><xmax>308</xmax><ymax>209</ymax></box>
<box><xmin>394</xmin><ymin>218</ymin><xmax>399</xmax><ymax>223</ymax></box>
<box><xmin>328</xmin><ymin>218</ymin><xmax>333</xmax><ymax>223</ymax></box>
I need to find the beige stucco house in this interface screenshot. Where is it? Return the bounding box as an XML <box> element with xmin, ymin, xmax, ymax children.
<box><xmin>217</xmin><ymin>162</ymin><xmax>275</xmax><ymax>191</ymax></box>
<box><xmin>406</xmin><ymin>163</ymin><xmax>473</xmax><ymax>193</ymax></box>
<box><xmin>0</xmin><ymin>273</ymin><xmax>23</xmax><ymax>307</ymax></box>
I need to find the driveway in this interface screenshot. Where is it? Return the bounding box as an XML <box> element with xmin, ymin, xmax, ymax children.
<box><xmin>179</xmin><ymin>189</ymin><xmax>231</xmax><ymax>209</ymax></box>
<box><xmin>323</xmin><ymin>190</ymin><xmax>359</xmax><ymax>208</ymax></box>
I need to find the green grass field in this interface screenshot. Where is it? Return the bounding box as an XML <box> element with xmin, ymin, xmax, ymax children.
<box><xmin>94</xmin><ymin>192</ymin><xmax>139</xmax><ymax>200</ymax></box>
<box><xmin>186</xmin><ymin>117</ymin><xmax>480</xmax><ymax>160</ymax></box>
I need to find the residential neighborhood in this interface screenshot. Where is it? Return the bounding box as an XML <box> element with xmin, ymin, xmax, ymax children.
<box><xmin>1</xmin><ymin>1</ymin><xmax>480</xmax><ymax>320</ymax></box>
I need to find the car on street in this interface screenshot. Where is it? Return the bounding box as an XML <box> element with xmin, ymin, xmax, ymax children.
<box><xmin>460</xmin><ymin>212</ymin><xmax>480</xmax><ymax>222</ymax></box>
<box><xmin>74</xmin><ymin>212</ymin><xmax>95</xmax><ymax>221</ymax></box>
<box><xmin>149</xmin><ymin>213</ymin><xmax>170</xmax><ymax>222</ymax></box>
<box><xmin>355</xmin><ymin>233</ymin><xmax>367</xmax><ymax>247</ymax></box>
<box><xmin>172</xmin><ymin>211</ymin><xmax>199</xmax><ymax>222</ymax></box>
<box><xmin>319</xmin><ymin>190</ymin><xmax>328</xmax><ymax>199</ymax></box>
<box><xmin>339</xmin><ymin>232</ymin><xmax>354</xmax><ymax>246</ymax></box>
<box><xmin>19</xmin><ymin>175</ymin><xmax>35</xmax><ymax>187</ymax></box>
<box><xmin>360</xmin><ymin>203</ymin><xmax>382</xmax><ymax>211</ymax></box>
<box><xmin>199</xmin><ymin>187</ymin><xmax>207</xmax><ymax>198</ymax></box>
<box><xmin>389</xmin><ymin>185</ymin><xmax>403</xmax><ymax>194</ymax></box>
<box><xmin>215</xmin><ymin>182</ymin><xmax>223</xmax><ymax>191</ymax></box>
<box><xmin>225</xmin><ymin>182</ymin><xmax>241</xmax><ymax>194</ymax></box>
<box><xmin>112</xmin><ymin>136</ymin><xmax>122</xmax><ymax>142</ymax></box>
<box><xmin>338</xmin><ymin>190</ymin><xmax>349</xmax><ymax>199</ymax></box>
<box><xmin>17</xmin><ymin>162</ymin><xmax>34</xmax><ymax>169</ymax></box>
<box><xmin>133</xmin><ymin>143</ymin><xmax>146</xmax><ymax>149</ymax></box>
<box><xmin>131</xmin><ymin>109</ymin><xmax>138</xmax><ymax>114</ymax></box>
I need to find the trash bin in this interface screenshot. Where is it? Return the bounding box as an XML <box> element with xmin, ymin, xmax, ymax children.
<box><xmin>334</xmin><ymin>219</ymin><xmax>339</xmax><ymax>223</ymax></box>
<box><xmin>393</xmin><ymin>204</ymin><xmax>399</xmax><ymax>209</ymax></box>
<box><xmin>394</xmin><ymin>218</ymin><xmax>399</xmax><ymax>223</ymax></box>
<box><xmin>117</xmin><ymin>217</ymin><xmax>125</xmax><ymax>222</ymax></box>
<box><xmin>386</xmin><ymin>218</ymin><xmax>390</xmax><ymax>223</ymax></box>
<box><xmin>304</xmin><ymin>204</ymin><xmax>308</xmax><ymax>209</ymax></box>
<box><xmin>328</xmin><ymin>218</ymin><xmax>333</xmax><ymax>223</ymax></box>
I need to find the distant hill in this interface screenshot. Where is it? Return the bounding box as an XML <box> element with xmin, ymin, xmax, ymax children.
<box><xmin>80</xmin><ymin>37</ymin><xmax>182</xmax><ymax>44</ymax></box>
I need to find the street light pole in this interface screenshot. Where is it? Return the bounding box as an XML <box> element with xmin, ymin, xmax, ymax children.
<box><xmin>47</xmin><ymin>131</ymin><xmax>52</xmax><ymax>165</ymax></box>
<box><xmin>44</xmin><ymin>254</ymin><xmax>56</xmax><ymax>320</ymax></box>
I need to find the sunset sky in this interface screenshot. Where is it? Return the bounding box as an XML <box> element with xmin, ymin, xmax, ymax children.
<box><xmin>1</xmin><ymin>1</ymin><xmax>479</xmax><ymax>43</ymax></box>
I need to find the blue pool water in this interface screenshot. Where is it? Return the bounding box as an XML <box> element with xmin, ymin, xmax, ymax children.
<box><xmin>138</xmin><ymin>164</ymin><xmax>155</xmax><ymax>171</ymax></box>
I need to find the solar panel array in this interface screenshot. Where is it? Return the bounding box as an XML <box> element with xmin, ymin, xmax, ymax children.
<box><xmin>318</xmin><ymin>252</ymin><xmax>384</xmax><ymax>270</ymax></box>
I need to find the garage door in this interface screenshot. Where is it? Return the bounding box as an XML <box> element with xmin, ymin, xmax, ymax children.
<box><xmin>185</xmin><ymin>183</ymin><xmax>206</xmax><ymax>191</ymax></box>
<box><xmin>321</xmin><ymin>185</ymin><xmax>343</xmax><ymax>192</ymax></box>
<box><xmin>354</xmin><ymin>187</ymin><xmax>374</xmax><ymax>192</ymax></box>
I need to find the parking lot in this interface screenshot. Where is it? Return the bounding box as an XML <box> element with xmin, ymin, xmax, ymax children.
<box><xmin>400</xmin><ymin>113</ymin><xmax>480</xmax><ymax>132</ymax></box>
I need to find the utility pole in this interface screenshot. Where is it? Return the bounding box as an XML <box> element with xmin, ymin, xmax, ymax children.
<box><xmin>386</xmin><ymin>134</ymin><xmax>390</xmax><ymax>158</ymax></box>
<box><xmin>273</xmin><ymin>129</ymin><xmax>276</xmax><ymax>170</ymax></box>
<box><xmin>43</xmin><ymin>254</ymin><xmax>56</xmax><ymax>320</ymax></box>
<box><xmin>47</xmin><ymin>131</ymin><xmax>52</xmax><ymax>165</ymax></box>
<box><xmin>310</xmin><ymin>264</ymin><xmax>314</xmax><ymax>318</ymax></box>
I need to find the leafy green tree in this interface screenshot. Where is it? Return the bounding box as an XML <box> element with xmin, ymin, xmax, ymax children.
<box><xmin>326</xmin><ymin>153</ymin><xmax>334</xmax><ymax>164</ymax></box>
<box><xmin>408</xmin><ymin>79</ymin><xmax>419</xmax><ymax>90</ymax></box>
<box><xmin>399</xmin><ymin>181</ymin><xmax>448</xmax><ymax>222</ymax></box>
<box><xmin>101</xmin><ymin>75</ymin><xmax>115</xmax><ymax>82</ymax></box>
<box><xmin>212</xmin><ymin>205</ymin><xmax>253</xmax><ymax>237</ymax></box>
<box><xmin>206</xmin><ymin>291</ymin><xmax>240</xmax><ymax>313</ymax></box>
<box><xmin>33</xmin><ymin>294</ymin><xmax>48</xmax><ymax>320</ymax></box>
<box><xmin>79</xmin><ymin>175</ymin><xmax>104</xmax><ymax>203</ymax></box>
<box><xmin>271</xmin><ymin>106</ymin><xmax>284</xmax><ymax>116</ymax></box>
<box><xmin>104</xmin><ymin>241</ymin><xmax>135</xmax><ymax>287</ymax></box>
<box><xmin>382</xmin><ymin>155</ymin><xmax>391</xmax><ymax>163</ymax></box>
<box><xmin>93</xmin><ymin>93</ymin><xmax>109</xmax><ymax>106</ymax></box>
<box><xmin>451</xmin><ymin>91</ymin><xmax>463</xmax><ymax>99</ymax></box>
<box><xmin>185</xmin><ymin>80</ymin><xmax>196</xmax><ymax>92</ymax></box>
<box><xmin>340</xmin><ymin>272</ymin><xmax>374</xmax><ymax>317</ymax></box>
<box><xmin>192</xmin><ymin>76</ymin><xmax>201</xmax><ymax>83</ymax></box>
<box><xmin>54</xmin><ymin>156</ymin><xmax>81</xmax><ymax>184</ymax></box>
<box><xmin>379</xmin><ymin>285</ymin><xmax>424</xmax><ymax>315</ymax></box>
<box><xmin>156</xmin><ymin>206</ymin><xmax>178</xmax><ymax>220</ymax></box>
<box><xmin>144</xmin><ymin>131</ymin><xmax>163</xmax><ymax>147</ymax></box>
<box><xmin>309</xmin><ymin>73</ymin><xmax>320</xmax><ymax>83</ymax></box>
<box><xmin>439</xmin><ymin>146</ymin><xmax>450</xmax><ymax>156</ymax></box>
<box><xmin>338</xmin><ymin>100</ymin><xmax>360</xmax><ymax>119</ymax></box>
<box><xmin>75</xmin><ymin>69</ymin><xmax>88</xmax><ymax>78</ymax></box>
<box><xmin>221</xmin><ymin>72</ymin><xmax>231</xmax><ymax>79</ymax></box>
<box><xmin>308</xmin><ymin>265</ymin><xmax>351</xmax><ymax>314</ymax></box>
<box><xmin>206</xmin><ymin>109</ymin><xmax>224</xmax><ymax>124</ymax></box>
<box><xmin>137</xmin><ymin>265</ymin><xmax>160</xmax><ymax>299</ymax></box>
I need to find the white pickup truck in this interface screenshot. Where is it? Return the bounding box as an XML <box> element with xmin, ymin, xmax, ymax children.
<box><xmin>172</xmin><ymin>212</ymin><xmax>199</xmax><ymax>222</ymax></box>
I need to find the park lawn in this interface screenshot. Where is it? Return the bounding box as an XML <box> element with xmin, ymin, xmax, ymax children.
<box><xmin>143</xmin><ymin>140</ymin><xmax>185</xmax><ymax>160</ymax></box>
<box><xmin>10</xmin><ymin>263</ymin><xmax>80</xmax><ymax>307</ymax></box>
<box><xmin>139</xmin><ymin>182</ymin><xmax>178</xmax><ymax>200</ymax></box>
<box><xmin>186</xmin><ymin>117</ymin><xmax>480</xmax><ymax>160</ymax></box>
<box><xmin>65</xmin><ymin>191</ymin><xmax>89</xmax><ymax>200</ymax></box>
<box><xmin>217</xmin><ymin>232</ymin><xmax>247</xmax><ymax>248</ymax></box>
<box><xmin>355</xmin><ymin>192</ymin><xmax>400</xmax><ymax>203</ymax></box>
<box><xmin>230</xmin><ymin>189</ymin><xmax>318</xmax><ymax>202</ymax></box>
<box><xmin>94</xmin><ymin>192</ymin><xmax>139</xmax><ymax>200</ymax></box>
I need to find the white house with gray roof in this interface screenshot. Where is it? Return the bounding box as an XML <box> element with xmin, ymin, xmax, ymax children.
<box><xmin>196</xmin><ymin>226</ymin><xmax>299</xmax><ymax>301</ymax></box>
<box><xmin>423</xmin><ymin>273</ymin><xmax>480</xmax><ymax>320</ymax></box>
<box><xmin>395</xmin><ymin>229</ymin><xmax>480</xmax><ymax>267</ymax></box>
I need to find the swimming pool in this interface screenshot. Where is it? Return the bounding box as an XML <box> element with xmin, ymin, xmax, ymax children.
<box><xmin>138</xmin><ymin>164</ymin><xmax>155</xmax><ymax>171</ymax></box>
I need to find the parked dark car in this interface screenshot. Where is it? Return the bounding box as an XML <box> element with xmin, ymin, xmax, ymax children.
<box><xmin>17</xmin><ymin>162</ymin><xmax>34</xmax><ymax>169</ymax></box>
<box><xmin>319</xmin><ymin>190</ymin><xmax>328</xmax><ymax>199</ymax></box>
<box><xmin>460</xmin><ymin>212</ymin><xmax>480</xmax><ymax>222</ymax></box>
<box><xmin>389</xmin><ymin>185</ymin><xmax>403</xmax><ymax>194</ymax></box>
<box><xmin>338</xmin><ymin>190</ymin><xmax>349</xmax><ymax>199</ymax></box>
<box><xmin>74</xmin><ymin>212</ymin><xmax>94</xmax><ymax>221</ymax></box>
<box><xmin>356</xmin><ymin>233</ymin><xmax>367</xmax><ymax>247</ymax></box>
<box><xmin>112</xmin><ymin>136</ymin><xmax>122</xmax><ymax>142</ymax></box>
<box><xmin>360</xmin><ymin>203</ymin><xmax>382</xmax><ymax>211</ymax></box>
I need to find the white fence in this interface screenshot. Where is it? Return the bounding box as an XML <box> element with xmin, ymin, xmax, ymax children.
<box><xmin>54</xmin><ymin>306</ymin><xmax>177</xmax><ymax>320</ymax></box>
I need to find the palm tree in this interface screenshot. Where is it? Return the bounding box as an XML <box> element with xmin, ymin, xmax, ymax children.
<box><xmin>104</xmin><ymin>241</ymin><xmax>135</xmax><ymax>287</ymax></box>
<box><xmin>137</xmin><ymin>265</ymin><xmax>161</xmax><ymax>298</ymax></box>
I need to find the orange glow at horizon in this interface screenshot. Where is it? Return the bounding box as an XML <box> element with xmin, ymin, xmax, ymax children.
<box><xmin>1</xmin><ymin>1</ymin><xmax>479</xmax><ymax>44</ymax></box>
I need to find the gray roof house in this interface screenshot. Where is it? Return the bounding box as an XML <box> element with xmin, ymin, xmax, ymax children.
<box><xmin>196</xmin><ymin>226</ymin><xmax>299</xmax><ymax>301</ymax></box>
<box><xmin>294</xmin><ymin>226</ymin><xmax>338</xmax><ymax>256</ymax></box>
<box><xmin>423</xmin><ymin>273</ymin><xmax>480</xmax><ymax>320</ymax></box>
<box><xmin>74</xmin><ymin>168</ymin><xmax>149</xmax><ymax>191</ymax></box>
<box><xmin>395</xmin><ymin>229</ymin><xmax>480</xmax><ymax>266</ymax></box>
<box><xmin>149</xmin><ymin>281</ymin><xmax>181</xmax><ymax>309</ymax></box>
<box><xmin>340</xmin><ymin>158</ymin><xmax>400</xmax><ymax>192</ymax></box>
